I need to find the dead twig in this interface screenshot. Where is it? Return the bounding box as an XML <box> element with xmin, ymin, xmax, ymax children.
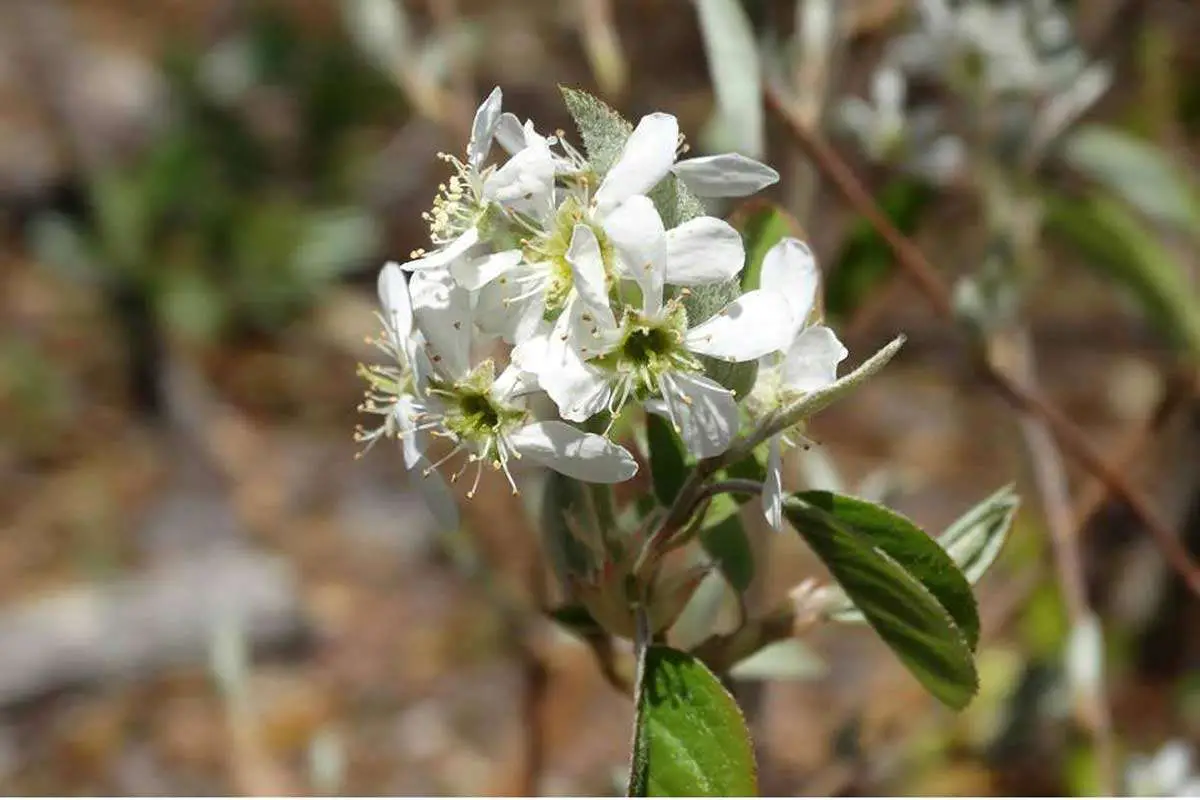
<box><xmin>764</xmin><ymin>83</ymin><xmax>1200</xmax><ymax>598</ymax></box>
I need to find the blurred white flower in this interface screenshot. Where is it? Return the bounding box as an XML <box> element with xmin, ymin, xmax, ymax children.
<box><xmin>750</xmin><ymin>239</ymin><xmax>847</xmax><ymax>529</ymax></box>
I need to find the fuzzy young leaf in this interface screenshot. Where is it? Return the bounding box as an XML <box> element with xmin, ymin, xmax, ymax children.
<box><xmin>647</xmin><ymin>413</ymin><xmax>688</xmax><ymax>506</ymax></box>
<box><xmin>783</xmin><ymin>497</ymin><xmax>979</xmax><ymax>709</ymax></box>
<box><xmin>744</xmin><ymin>335</ymin><xmax>905</xmax><ymax>454</ymax></box>
<box><xmin>560</xmin><ymin>85</ymin><xmax>633</xmax><ymax>175</ymax></box>
<box><xmin>938</xmin><ymin>485</ymin><xmax>1019</xmax><ymax>585</ymax></box>
<box><xmin>795</xmin><ymin>491</ymin><xmax>980</xmax><ymax>650</ymax></box>
<box><xmin>629</xmin><ymin>646</ymin><xmax>758</xmax><ymax>796</ymax></box>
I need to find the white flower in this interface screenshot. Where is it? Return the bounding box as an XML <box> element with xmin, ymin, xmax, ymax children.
<box><xmin>355</xmin><ymin>262</ymin><xmax>460</xmax><ymax>529</ymax></box>
<box><xmin>529</xmin><ymin>196</ymin><xmax>793</xmax><ymax>458</ymax></box>
<box><xmin>461</xmin><ymin>108</ymin><xmax>782</xmax><ymax>345</ymax></box>
<box><xmin>401</xmin><ymin>268</ymin><xmax>638</xmax><ymax>494</ymax></box>
<box><xmin>402</xmin><ymin>88</ymin><xmax>556</xmax><ymax>277</ymax></box>
<box><xmin>752</xmin><ymin>239</ymin><xmax>848</xmax><ymax>529</ymax></box>
<box><xmin>595</xmin><ymin>112</ymin><xmax>781</xmax><ymax>211</ymax></box>
<box><xmin>838</xmin><ymin>67</ymin><xmax>965</xmax><ymax>184</ymax></box>
<box><xmin>497</xmin><ymin>109</ymin><xmax>781</xmax><ymax>202</ymax></box>
<box><xmin>1127</xmin><ymin>741</ymin><xmax>1200</xmax><ymax>797</ymax></box>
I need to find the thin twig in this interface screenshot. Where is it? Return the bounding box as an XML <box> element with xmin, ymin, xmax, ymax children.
<box><xmin>1008</xmin><ymin>329</ymin><xmax>1116</xmax><ymax>793</ymax></box>
<box><xmin>764</xmin><ymin>83</ymin><xmax>1200</xmax><ymax>598</ymax></box>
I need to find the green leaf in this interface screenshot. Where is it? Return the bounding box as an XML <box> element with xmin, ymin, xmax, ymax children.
<box><xmin>732</xmin><ymin>202</ymin><xmax>801</xmax><ymax>292</ymax></box>
<box><xmin>795</xmin><ymin>491</ymin><xmax>980</xmax><ymax>650</ymax></box>
<box><xmin>647</xmin><ymin>413</ymin><xmax>688</xmax><ymax>507</ymax></box>
<box><xmin>729</xmin><ymin>639</ymin><xmax>826</xmax><ymax>682</ymax></box>
<box><xmin>699</xmin><ymin>502</ymin><xmax>754</xmax><ymax>593</ymax></box>
<box><xmin>783</xmin><ymin>497</ymin><xmax>978</xmax><ymax>709</ymax></box>
<box><xmin>693</xmin><ymin>0</ymin><xmax>764</xmax><ymax>158</ymax></box>
<box><xmin>629</xmin><ymin>646</ymin><xmax>758</xmax><ymax>796</ymax></box>
<box><xmin>1045</xmin><ymin>192</ymin><xmax>1200</xmax><ymax>357</ymax></box>
<box><xmin>938</xmin><ymin>485</ymin><xmax>1019</xmax><ymax>585</ymax></box>
<box><xmin>560</xmin><ymin>85</ymin><xmax>634</xmax><ymax>175</ymax></box>
<box><xmin>1062</xmin><ymin>125</ymin><xmax>1200</xmax><ymax>235</ymax></box>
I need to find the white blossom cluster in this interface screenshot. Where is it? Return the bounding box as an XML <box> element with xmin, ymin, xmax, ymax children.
<box><xmin>357</xmin><ymin>88</ymin><xmax>847</xmax><ymax>530</ymax></box>
<box><xmin>838</xmin><ymin>0</ymin><xmax>1111</xmax><ymax>180</ymax></box>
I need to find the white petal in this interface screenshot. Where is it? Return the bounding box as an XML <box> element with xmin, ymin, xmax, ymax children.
<box><xmin>662</xmin><ymin>372</ymin><xmax>738</xmax><ymax>459</ymax></box>
<box><xmin>409</xmin><ymin>454</ymin><xmax>460</xmax><ymax>531</ymax></box>
<box><xmin>467</xmin><ymin>86</ymin><xmax>503</xmax><ymax>169</ymax></box>
<box><xmin>671</xmin><ymin>153</ymin><xmax>779</xmax><ymax>197</ymax></box>
<box><xmin>408</xmin><ymin>268</ymin><xmax>472</xmax><ymax>379</ymax></box>
<box><xmin>450</xmin><ymin>248</ymin><xmax>521</xmax><ymax>290</ymax></box>
<box><xmin>594</xmin><ymin>113</ymin><xmax>679</xmax><ymax>213</ymax></box>
<box><xmin>495</xmin><ymin>112</ymin><xmax>527</xmax><ymax>154</ymax></box>
<box><xmin>377</xmin><ymin>261</ymin><xmax>413</xmax><ymax>339</ymax></box>
<box><xmin>684</xmin><ymin>290</ymin><xmax>795</xmax><ymax>362</ymax></box>
<box><xmin>396</xmin><ymin>395</ymin><xmax>424</xmax><ymax>469</ymax></box>
<box><xmin>782</xmin><ymin>325</ymin><xmax>848</xmax><ymax>392</ymax></box>
<box><xmin>601</xmin><ymin>195</ymin><xmax>666</xmax><ymax>315</ymax></box>
<box><xmin>474</xmin><ymin>266</ymin><xmax>545</xmax><ymax>343</ymax></box>
<box><xmin>492</xmin><ymin>361</ymin><xmax>539</xmax><ymax>400</ymax></box>
<box><xmin>510</xmin><ymin>421</ymin><xmax>638</xmax><ymax>483</ymax></box>
<box><xmin>539</xmin><ymin>350</ymin><xmax>611</xmax><ymax>423</ymax></box>
<box><xmin>759</xmin><ymin>237</ymin><xmax>818</xmax><ymax>331</ymax></box>
<box><xmin>535</xmin><ymin>302</ymin><xmax>612</xmax><ymax>419</ymax></box>
<box><xmin>566</xmin><ymin>225</ymin><xmax>618</xmax><ymax>330</ymax></box>
<box><xmin>663</xmin><ymin>216</ymin><xmax>745</xmax><ymax>286</ymax></box>
<box><xmin>483</xmin><ymin>141</ymin><xmax>555</xmax><ymax>206</ymax></box>
<box><xmin>763</xmin><ymin>435</ymin><xmax>784</xmax><ymax>531</ymax></box>
<box><xmin>404</xmin><ymin>227</ymin><xmax>480</xmax><ymax>271</ymax></box>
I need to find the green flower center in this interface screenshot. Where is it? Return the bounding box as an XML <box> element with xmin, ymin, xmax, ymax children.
<box><xmin>523</xmin><ymin>195</ymin><xmax>615</xmax><ymax>317</ymax></box>
<box><xmin>594</xmin><ymin>304</ymin><xmax>702</xmax><ymax>399</ymax></box>
<box><xmin>430</xmin><ymin>360</ymin><xmax>526</xmax><ymax>444</ymax></box>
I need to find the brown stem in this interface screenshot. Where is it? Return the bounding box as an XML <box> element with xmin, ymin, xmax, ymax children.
<box><xmin>1008</xmin><ymin>329</ymin><xmax>1116</xmax><ymax>793</ymax></box>
<box><xmin>764</xmin><ymin>83</ymin><xmax>1200</xmax><ymax>598</ymax></box>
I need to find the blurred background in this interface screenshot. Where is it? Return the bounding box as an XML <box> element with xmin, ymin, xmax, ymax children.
<box><xmin>1</xmin><ymin>0</ymin><xmax>1199</xmax><ymax>794</ymax></box>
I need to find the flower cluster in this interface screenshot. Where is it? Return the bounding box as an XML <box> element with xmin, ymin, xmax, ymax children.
<box><xmin>838</xmin><ymin>0</ymin><xmax>1111</xmax><ymax>180</ymax></box>
<box><xmin>357</xmin><ymin>87</ymin><xmax>847</xmax><ymax>531</ymax></box>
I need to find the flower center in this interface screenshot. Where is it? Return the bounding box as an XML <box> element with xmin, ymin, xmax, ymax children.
<box><xmin>423</xmin><ymin>153</ymin><xmax>488</xmax><ymax>246</ymax></box>
<box><xmin>593</xmin><ymin>303</ymin><xmax>701</xmax><ymax>401</ymax></box>
<box><xmin>523</xmin><ymin>195</ymin><xmax>615</xmax><ymax>317</ymax></box>
<box><xmin>430</xmin><ymin>360</ymin><xmax>526</xmax><ymax>445</ymax></box>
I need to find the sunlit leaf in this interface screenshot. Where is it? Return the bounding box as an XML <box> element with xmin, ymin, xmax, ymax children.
<box><xmin>629</xmin><ymin>645</ymin><xmax>758</xmax><ymax>796</ymax></box>
<box><xmin>938</xmin><ymin>485</ymin><xmax>1019</xmax><ymax>585</ymax></box>
<box><xmin>783</xmin><ymin>496</ymin><xmax>978</xmax><ymax>709</ymax></box>
<box><xmin>796</xmin><ymin>491</ymin><xmax>980</xmax><ymax>650</ymax></box>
